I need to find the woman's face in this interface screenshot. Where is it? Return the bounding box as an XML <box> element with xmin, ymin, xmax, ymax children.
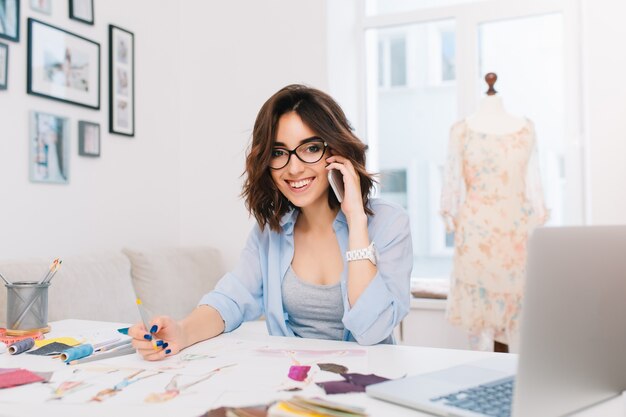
<box><xmin>270</xmin><ymin>111</ymin><xmax>331</xmax><ymax>209</ymax></box>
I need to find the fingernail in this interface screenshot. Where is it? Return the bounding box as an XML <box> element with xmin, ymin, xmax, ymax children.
<box><xmin>155</xmin><ymin>340</ymin><xmax>164</xmax><ymax>347</ymax></box>
<box><xmin>165</xmin><ymin>349</ymin><xmax>171</xmax><ymax>354</ymax></box>
<box><xmin>143</xmin><ymin>334</ymin><xmax>152</xmax><ymax>341</ymax></box>
<box><xmin>150</xmin><ymin>325</ymin><xmax>158</xmax><ymax>333</ymax></box>
<box><xmin>162</xmin><ymin>342</ymin><xmax>169</xmax><ymax>349</ymax></box>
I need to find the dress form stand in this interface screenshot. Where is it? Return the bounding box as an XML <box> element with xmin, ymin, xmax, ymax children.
<box><xmin>466</xmin><ymin>73</ymin><xmax>525</xmax><ymax>136</ymax></box>
<box><xmin>471</xmin><ymin>73</ymin><xmax>517</xmax><ymax>354</ymax></box>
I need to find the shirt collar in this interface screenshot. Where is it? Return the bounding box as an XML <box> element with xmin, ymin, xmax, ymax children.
<box><xmin>279</xmin><ymin>207</ymin><xmax>348</xmax><ymax>234</ymax></box>
<box><xmin>279</xmin><ymin>209</ymin><xmax>299</xmax><ymax>235</ymax></box>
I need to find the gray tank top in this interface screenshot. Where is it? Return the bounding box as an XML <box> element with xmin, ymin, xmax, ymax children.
<box><xmin>282</xmin><ymin>265</ymin><xmax>345</xmax><ymax>340</ymax></box>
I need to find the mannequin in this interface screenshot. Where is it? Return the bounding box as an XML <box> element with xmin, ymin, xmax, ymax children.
<box><xmin>467</xmin><ymin>73</ymin><xmax>525</xmax><ymax>135</ymax></box>
<box><xmin>440</xmin><ymin>73</ymin><xmax>548</xmax><ymax>354</ymax></box>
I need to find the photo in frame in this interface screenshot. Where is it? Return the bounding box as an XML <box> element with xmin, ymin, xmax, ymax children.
<box><xmin>0</xmin><ymin>0</ymin><xmax>20</xmax><ymax>42</ymax></box>
<box><xmin>69</xmin><ymin>0</ymin><xmax>94</xmax><ymax>25</ymax></box>
<box><xmin>109</xmin><ymin>25</ymin><xmax>134</xmax><ymax>136</ymax></box>
<box><xmin>29</xmin><ymin>0</ymin><xmax>51</xmax><ymax>15</ymax></box>
<box><xmin>27</xmin><ymin>18</ymin><xmax>100</xmax><ymax>109</ymax></box>
<box><xmin>29</xmin><ymin>111</ymin><xmax>70</xmax><ymax>184</ymax></box>
<box><xmin>78</xmin><ymin>121</ymin><xmax>100</xmax><ymax>157</ymax></box>
<box><xmin>0</xmin><ymin>42</ymin><xmax>7</xmax><ymax>89</ymax></box>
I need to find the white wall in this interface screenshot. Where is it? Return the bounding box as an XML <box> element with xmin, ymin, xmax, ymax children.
<box><xmin>178</xmin><ymin>1</ymin><xmax>328</xmax><ymax>268</ymax></box>
<box><xmin>0</xmin><ymin>1</ymin><xmax>328</xmax><ymax>266</ymax></box>
<box><xmin>581</xmin><ymin>0</ymin><xmax>626</xmax><ymax>224</ymax></box>
<box><xmin>0</xmin><ymin>0</ymin><xmax>182</xmax><ymax>260</ymax></box>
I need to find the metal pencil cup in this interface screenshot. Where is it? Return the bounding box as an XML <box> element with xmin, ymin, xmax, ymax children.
<box><xmin>6</xmin><ymin>281</ymin><xmax>50</xmax><ymax>332</ymax></box>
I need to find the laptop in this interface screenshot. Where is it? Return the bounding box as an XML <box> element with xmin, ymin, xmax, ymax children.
<box><xmin>367</xmin><ymin>226</ymin><xmax>626</xmax><ymax>417</ymax></box>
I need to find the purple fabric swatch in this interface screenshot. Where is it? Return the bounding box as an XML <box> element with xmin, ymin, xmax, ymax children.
<box><xmin>340</xmin><ymin>373</ymin><xmax>390</xmax><ymax>386</ymax></box>
<box><xmin>316</xmin><ymin>380</ymin><xmax>366</xmax><ymax>394</ymax></box>
<box><xmin>317</xmin><ymin>372</ymin><xmax>391</xmax><ymax>395</ymax></box>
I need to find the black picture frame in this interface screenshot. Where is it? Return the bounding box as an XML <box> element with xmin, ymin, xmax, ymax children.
<box><xmin>78</xmin><ymin>121</ymin><xmax>100</xmax><ymax>157</ymax></box>
<box><xmin>109</xmin><ymin>25</ymin><xmax>134</xmax><ymax>136</ymax></box>
<box><xmin>27</xmin><ymin>18</ymin><xmax>100</xmax><ymax>109</ymax></box>
<box><xmin>0</xmin><ymin>42</ymin><xmax>7</xmax><ymax>89</ymax></box>
<box><xmin>69</xmin><ymin>0</ymin><xmax>94</xmax><ymax>25</ymax></box>
<box><xmin>0</xmin><ymin>0</ymin><xmax>20</xmax><ymax>42</ymax></box>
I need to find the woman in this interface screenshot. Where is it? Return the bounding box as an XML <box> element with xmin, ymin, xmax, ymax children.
<box><xmin>129</xmin><ymin>85</ymin><xmax>413</xmax><ymax>360</ymax></box>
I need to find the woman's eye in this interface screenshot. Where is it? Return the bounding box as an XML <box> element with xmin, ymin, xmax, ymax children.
<box><xmin>271</xmin><ymin>149</ymin><xmax>287</xmax><ymax>158</ymax></box>
<box><xmin>305</xmin><ymin>145</ymin><xmax>321</xmax><ymax>153</ymax></box>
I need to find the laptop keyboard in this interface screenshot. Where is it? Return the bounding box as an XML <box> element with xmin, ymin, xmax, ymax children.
<box><xmin>430</xmin><ymin>376</ymin><xmax>514</xmax><ymax>417</ymax></box>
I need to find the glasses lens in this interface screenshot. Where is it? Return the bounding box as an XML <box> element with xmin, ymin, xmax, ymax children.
<box><xmin>270</xmin><ymin>148</ymin><xmax>289</xmax><ymax>169</ymax></box>
<box><xmin>296</xmin><ymin>140</ymin><xmax>326</xmax><ymax>163</ymax></box>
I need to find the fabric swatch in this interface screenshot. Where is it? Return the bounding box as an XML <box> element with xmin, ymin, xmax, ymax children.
<box><xmin>34</xmin><ymin>337</ymin><xmax>81</xmax><ymax>348</ymax></box>
<box><xmin>27</xmin><ymin>342</ymin><xmax>73</xmax><ymax>356</ymax></box>
<box><xmin>317</xmin><ymin>372</ymin><xmax>390</xmax><ymax>395</ymax></box>
<box><xmin>0</xmin><ymin>369</ymin><xmax>45</xmax><ymax>389</ymax></box>
<box><xmin>287</xmin><ymin>365</ymin><xmax>311</xmax><ymax>381</ymax></box>
<box><xmin>340</xmin><ymin>372</ymin><xmax>389</xmax><ymax>386</ymax></box>
<box><xmin>317</xmin><ymin>363</ymin><xmax>349</xmax><ymax>374</ymax></box>
<box><xmin>317</xmin><ymin>380</ymin><xmax>366</xmax><ymax>394</ymax></box>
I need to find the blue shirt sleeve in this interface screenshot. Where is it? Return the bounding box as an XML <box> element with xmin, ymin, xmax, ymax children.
<box><xmin>198</xmin><ymin>226</ymin><xmax>265</xmax><ymax>332</ymax></box>
<box><xmin>342</xmin><ymin>203</ymin><xmax>413</xmax><ymax>345</ymax></box>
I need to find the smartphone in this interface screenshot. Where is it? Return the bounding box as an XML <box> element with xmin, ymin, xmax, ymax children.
<box><xmin>328</xmin><ymin>169</ymin><xmax>344</xmax><ymax>203</ymax></box>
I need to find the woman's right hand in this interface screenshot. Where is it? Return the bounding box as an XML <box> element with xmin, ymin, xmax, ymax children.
<box><xmin>128</xmin><ymin>316</ymin><xmax>187</xmax><ymax>361</ymax></box>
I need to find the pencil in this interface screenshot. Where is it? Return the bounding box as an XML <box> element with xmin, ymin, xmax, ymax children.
<box><xmin>67</xmin><ymin>345</ymin><xmax>136</xmax><ymax>365</ymax></box>
<box><xmin>136</xmin><ymin>298</ymin><xmax>157</xmax><ymax>350</ymax></box>
<box><xmin>38</xmin><ymin>258</ymin><xmax>59</xmax><ymax>285</ymax></box>
<box><xmin>96</xmin><ymin>339</ymin><xmax>132</xmax><ymax>352</ymax></box>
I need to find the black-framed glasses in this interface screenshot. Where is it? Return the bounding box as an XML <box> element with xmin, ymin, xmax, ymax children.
<box><xmin>269</xmin><ymin>138</ymin><xmax>328</xmax><ymax>170</ymax></box>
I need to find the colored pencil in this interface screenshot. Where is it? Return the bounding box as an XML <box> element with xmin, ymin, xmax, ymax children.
<box><xmin>96</xmin><ymin>339</ymin><xmax>132</xmax><ymax>352</ymax></box>
<box><xmin>136</xmin><ymin>298</ymin><xmax>158</xmax><ymax>349</ymax></box>
<box><xmin>42</xmin><ymin>260</ymin><xmax>63</xmax><ymax>285</ymax></box>
<box><xmin>38</xmin><ymin>258</ymin><xmax>59</xmax><ymax>285</ymax></box>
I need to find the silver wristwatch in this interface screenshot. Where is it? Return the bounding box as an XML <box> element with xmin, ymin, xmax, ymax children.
<box><xmin>346</xmin><ymin>241</ymin><xmax>378</xmax><ymax>266</ymax></box>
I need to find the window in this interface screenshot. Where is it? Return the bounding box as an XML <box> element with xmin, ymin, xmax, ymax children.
<box><xmin>377</xmin><ymin>32</ymin><xmax>408</xmax><ymax>88</ymax></box>
<box><xmin>359</xmin><ymin>0</ymin><xmax>583</xmax><ymax>279</ymax></box>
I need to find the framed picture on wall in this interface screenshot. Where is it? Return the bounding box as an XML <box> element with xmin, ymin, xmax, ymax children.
<box><xmin>69</xmin><ymin>0</ymin><xmax>94</xmax><ymax>25</ymax></box>
<box><xmin>27</xmin><ymin>19</ymin><xmax>100</xmax><ymax>109</ymax></box>
<box><xmin>29</xmin><ymin>111</ymin><xmax>70</xmax><ymax>184</ymax></box>
<box><xmin>78</xmin><ymin>121</ymin><xmax>100</xmax><ymax>157</ymax></box>
<box><xmin>0</xmin><ymin>0</ymin><xmax>20</xmax><ymax>42</ymax></box>
<box><xmin>29</xmin><ymin>0</ymin><xmax>52</xmax><ymax>15</ymax></box>
<box><xmin>109</xmin><ymin>25</ymin><xmax>134</xmax><ymax>136</ymax></box>
<box><xmin>0</xmin><ymin>42</ymin><xmax>7</xmax><ymax>89</ymax></box>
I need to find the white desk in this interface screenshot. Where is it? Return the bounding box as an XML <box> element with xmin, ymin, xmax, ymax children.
<box><xmin>0</xmin><ymin>320</ymin><xmax>623</xmax><ymax>417</ymax></box>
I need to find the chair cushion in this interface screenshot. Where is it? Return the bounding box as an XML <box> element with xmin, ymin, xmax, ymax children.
<box><xmin>123</xmin><ymin>246</ymin><xmax>224</xmax><ymax>320</ymax></box>
<box><xmin>0</xmin><ymin>252</ymin><xmax>139</xmax><ymax>327</ymax></box>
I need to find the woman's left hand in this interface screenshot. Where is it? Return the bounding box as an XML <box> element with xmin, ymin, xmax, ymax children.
<box><xmin>326</xmin><ymin>155</ymin><xmax>366</xmax><ymax>224</ymax></box>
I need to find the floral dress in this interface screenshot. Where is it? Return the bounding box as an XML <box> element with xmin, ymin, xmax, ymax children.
<box><xmin>440</xmin><ymin>119</ymin><xmax>548</xmax><ymax>347</ymax></box>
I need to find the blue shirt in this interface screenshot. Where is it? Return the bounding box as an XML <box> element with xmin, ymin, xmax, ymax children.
<box><xmin>198</xmin><ymin>198</ymin><xmax>413</xmax><ymax>345</ymax></box>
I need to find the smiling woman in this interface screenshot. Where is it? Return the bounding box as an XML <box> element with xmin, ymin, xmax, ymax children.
<box><xmin>127</xmin><ymin>84</ymin><xmax>414</xmax><ymax>360</ymax></box>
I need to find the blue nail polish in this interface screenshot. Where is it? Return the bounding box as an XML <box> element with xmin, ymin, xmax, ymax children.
<box><xmin>150</xmin><ymin>325</ymin><xmax>158</xmax><ymax>333</ymax></box>
<box><xmin>162</xmin><ymin>342</ymin><xmax>169</xmax><ymax>349</ymax></box>
<box><xmin>155</xmin><ymin>340</ymin><xmax>164</xmax><ymax>347</ymax></box>
<box><xmin>143</xmin><ymin>334</ymin><xmax>152</xmax><ymax>341</ymax></box>
<box><xmin>165</xmin><ymin>349</ymin><xmax>171</xmax><ymax>354</ymax></box>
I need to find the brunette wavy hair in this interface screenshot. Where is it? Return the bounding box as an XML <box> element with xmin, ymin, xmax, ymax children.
<box><xmin>241</xmin><ymin>84</ymin><xmax>375</xmax><ymax>232</ymax></box>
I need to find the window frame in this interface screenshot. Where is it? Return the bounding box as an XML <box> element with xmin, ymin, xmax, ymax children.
<box><xmin>352</xmin><ymin>0</ymin><xmax>585</xmax><ymax>276</ymax></box>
